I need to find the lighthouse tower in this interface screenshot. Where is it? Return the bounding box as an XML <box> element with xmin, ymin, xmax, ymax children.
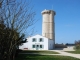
<box><xmin>41</xmin><ymin>9</ymin><xmax>55</xmax><ymax>41</ymax></box>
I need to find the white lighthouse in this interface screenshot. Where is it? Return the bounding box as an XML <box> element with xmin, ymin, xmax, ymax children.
<box><xmin>41</xmin><ymin>9</ymin><xmax>55</xmax><ymax>41</ymax></box>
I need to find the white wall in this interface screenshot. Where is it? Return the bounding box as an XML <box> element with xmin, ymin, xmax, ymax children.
<box><xmin>28</xmin><ymin>35</ymin><xmax>48</xmax><ymax>50</ymax></box>
<box><xmin>19</xmin><ymin>35</ymin><xmax>49</xmax><ymax>50</ymax></box>
<box><xmin>48</xmin><ymin>39</ymin><xmax>54</xmax><ymax>50</ymax></box>
<box><xmin>19</xmin><ymin>43</ymin><xmax>28</xmax><ymax>49</ymax></box>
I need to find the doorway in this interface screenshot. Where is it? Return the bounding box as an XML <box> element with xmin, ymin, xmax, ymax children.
<box><xmin>36</xmin><ymin>45</ymin><xmax>39</xmax><ymax>50</ymax></box>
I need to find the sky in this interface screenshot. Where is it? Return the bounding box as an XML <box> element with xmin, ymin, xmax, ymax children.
<box><xmin>26</xmin><ymin>0</ymin><xmax>80</xmax><ymax>44</ymax></box>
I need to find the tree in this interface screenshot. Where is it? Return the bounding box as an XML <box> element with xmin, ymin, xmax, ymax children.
<box><xmin>75</xmin><ymin>40</ymin><xmax>80</xmax><ymax>50</ymax></box>
<box><xmin>0</xmin><ymin>0</ymin><xmax>36</xmax><ymax>60</ymax></box>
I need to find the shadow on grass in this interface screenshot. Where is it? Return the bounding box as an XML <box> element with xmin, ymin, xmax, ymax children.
<box><xmin>19</xmin><ymin>50</ymin><xmax>59</xmax><ymax>54</ymax></box>
<box><xmin>15</xmin><ymin>54</ymin><xmax>80</xmax><ymax>60</ymax></box>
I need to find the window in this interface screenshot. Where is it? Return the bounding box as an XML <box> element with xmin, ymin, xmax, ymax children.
<box><xmin>40</xmin><ymin>45</ymin><xmax>43</xmax><ymax>48</ymax></box>
<box><xmin>32</xmin><ymin>45</ymin><xmax>35</xmax><ymax>48</ymax></box>
<box><xmin>39</xmin><ymin>38</ymin><xmax>43</xmax><ymax>42</ymax></box>
<box><xmin>32</xmin><ymin>38</ymin><xmax>36</xmax><ymax>42</ymax></box>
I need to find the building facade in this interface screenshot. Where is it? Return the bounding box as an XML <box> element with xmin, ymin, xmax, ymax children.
<box><xmin>19</xmin><ymin>35</ymin><xmax>54</xmax><ymax>50</ymax></box>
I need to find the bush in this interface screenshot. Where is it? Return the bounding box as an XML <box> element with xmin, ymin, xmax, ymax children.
<box><xmin>15</xmin><ymin>49</ymin><xmax>22</xmax><ymax>57</ymax></box>
<box><xmin>75</xmin><ymin>40</ymin><xmax>80</xmax><ymax>50</ymax></box>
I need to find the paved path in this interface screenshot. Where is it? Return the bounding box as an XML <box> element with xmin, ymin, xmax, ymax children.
<box><xmin>20</xmin><ymin>50</ymin><xmax>80</xmax><ymax>59</ymax></box>
<box><xmin>51</xmin><ymin>50</ymin><xmax>80</xmax><ymax>59</ymax></box>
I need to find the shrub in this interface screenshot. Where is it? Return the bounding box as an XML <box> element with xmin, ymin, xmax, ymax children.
<box><xmin>75</xmin><ymin>40</ymin><xmax>80</xmax><ymax>50</ymax></box>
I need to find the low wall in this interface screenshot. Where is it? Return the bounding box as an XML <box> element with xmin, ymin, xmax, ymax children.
<box><xmin>55</xmin><ymin>44</ymin><xmax>67</xmax><ymax>48</ymax></box>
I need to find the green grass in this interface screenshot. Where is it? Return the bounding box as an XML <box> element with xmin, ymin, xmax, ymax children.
<box><xmin>16</xmin><ymin>54</ymin><xmax>80</xmax><ymax>60</ymax></box>
<box><xmin>20</xmin><ymin>50</ymin><xmax>59</xmax><ymax>54</ymax></box>
<box><xmin>65</xmin><ymin>50</ymin><xmax>80</xmax><ymax>54</ymax></box>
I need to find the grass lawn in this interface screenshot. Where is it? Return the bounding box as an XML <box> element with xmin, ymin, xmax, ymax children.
<box><xmin>15</xmin><ymin>54</ymin><xmax>80</xmax><ymax>60</ymax></box>
<box><xmin>20</xmin><ymin>50</ymin><xmax>59</xmax><ymax>54</ymax></box>
<box><xmin>65</xmin><ymin>50</ymin><xmax>80</xmax><ymax>54</ymax></box>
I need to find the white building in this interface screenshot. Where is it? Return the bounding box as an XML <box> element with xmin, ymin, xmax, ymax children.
<box><xmin>19</xmin><ymin>35</ymin><xmax>54</xmax><ymax>50</ymax></box>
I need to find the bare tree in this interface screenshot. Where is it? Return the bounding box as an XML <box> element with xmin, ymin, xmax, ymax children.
<box><xmin>0</xmin><ymin>0</ymin><xmax>36</xmax><ymax>60</ymax></box>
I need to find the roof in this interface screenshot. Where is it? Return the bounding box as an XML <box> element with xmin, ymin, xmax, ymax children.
<box><xmin>26</xmin><ymin>34</ymin><xmax>49</xmax><ymax>39</ymax></box>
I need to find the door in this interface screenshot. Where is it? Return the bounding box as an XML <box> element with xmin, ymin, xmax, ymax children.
<box><xmin>36</xmin><ymin>45</ymin><xmax>39</xmax><ymax>50</ymax></box>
